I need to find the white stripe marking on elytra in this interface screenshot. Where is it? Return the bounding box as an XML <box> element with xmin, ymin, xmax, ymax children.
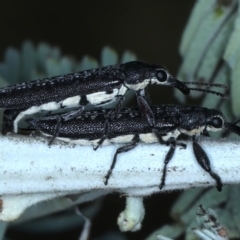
<box><xmin>61</xmin><ymin>96</ymin><xmax>81</xmax><ymax>108</ymax></box>
<box><xmin>125</xmin><ymin>76</ymin><xmax>167</xmax><ymax>91</ymax></box>
<box><xmin>125</xmin><ymin>79</ymin><xmax>150</xmax><ymax>91</ymax></box>
<box><xmin>14</xmin><ymin>102</ymin><xmax>61</xmax><ymax>132</ymax></box>
<box><xmin>41</xmin><ymin>132</ymin><xmax>167</xmax><ymax>146</ymax></box>
<box><xmin>86</xmin><ymin>85</ymin><xmax>127</xmax><ymax>105</ymax></box>
<box><xmin>13</xmin><ymin>84</ymin><xmax>128</xmax><ymax>133</ymax></box>
<box><xmin>162</xmin><ymin>130</ymin><xmax>181</xmax><ymax>142</ymax></box>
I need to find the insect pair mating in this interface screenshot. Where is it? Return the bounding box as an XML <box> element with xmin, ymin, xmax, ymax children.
<box><xmin>0</xmin><ymin>61</ymin><xmax>227</xmax><ymax>143</ymax></box>
<box><xmin>26</xmin><ymin>105</ymin><xmax>240</xmax><ymax>191</ymax></box>
<box><xmin>0</xmin><ymin>61</ymin><xmax>230</xmax><ymax>190</ymax></box>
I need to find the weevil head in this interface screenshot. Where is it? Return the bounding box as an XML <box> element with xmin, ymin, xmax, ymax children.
<box><xmin>121</xmin><ymin>61</ymin><xmax>190</xmax><ymax>94</ymax></box>
<box><xmin>179</xmin><ymin>108</ymin><xmax>226</xmax><ymax>136</ymax></box>
<box><xmin>205</xmin><ymin>111</ymin><xmax>226</xmax><ymax>132</ymax></box>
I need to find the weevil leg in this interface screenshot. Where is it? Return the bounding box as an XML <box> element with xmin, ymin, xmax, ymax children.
<box><xmin>48</xmin><ymin>107</ymin><xmax>85</xmax><ymax>146</ymax></box>
<box><xmin>94</xmin><ymin>95</ymin><xmax>125</xmax><ymax>151</ymax></box>
<box><xmin>201</xmin><ymin>128</ymin><xmax>210</xmax><ymax>137</ymax></box>
<box><xmin>159</xmin><ymin>138</ymin><xmax>176</xmax><ymax>190</ymax></box>
<box><xmin>192</xmin><ymin>137</ymin><xmax>222</xmax><ymax>192</ymax></box>
<box><xmin>177</xmin><ymin>142</ymin><xmax>186</xmax><ymax>149</ymax></box>
<box><xmin>93</xmin><ymin>120</ymin><xmax>109</xmax><ymax>151</ymax></box>
<box><xmin>136</xmin><ymin>90</ymin><xmax>173</xmax><ymax>151</ymax></box>
<box><xmin>137</xmin><ymin>92</ymin><xmax>165</xmax><ymax>142</ymax></box>
<box><xmin>61</xmin><ymin>107</ymin><xmax>85</xmax><ymax>121</ymax></box>
<box><xmin>107</xmin><ymin>95</ymin><xmax>125</xmax><ymax>119</ymax></box>
<box><xmin>136</xmin><ymin>89</ymin><xmax>155</xmax><ymax>128</ymax></box>
<box><xmin>104</xmin><ymin>134</ymin><xmax>140</xmax><ymax>185</ymax></box>
<box><xmin>152</xmin><ymin>128</ymin><xmax>166</xmax><ymax>145</ymax></box>
<box><xmin>2</xmin><ymin>109</ymin><xmax>21</xmax><ymax>135</ymax></box>
<box><xmin>45</xmin><ymin>111</ymin><xmax>53</xmax><ymax>117</ymax></box>
<box><xmin>159</xmin><ymin>139</ymin><xmax>186</xmax><ymax>189</ymax></box>
<box><xmin>144</xmin><ymin>88</ymin><xmax>152</xmax><ymax>105</ymax></box>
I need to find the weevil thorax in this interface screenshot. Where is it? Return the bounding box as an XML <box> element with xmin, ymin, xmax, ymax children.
<box><xmin>179</xmin><ymin>108</ymin><xmax>225</xmax><ymax>136</ymax></box>
<box><xmin>121</xmin><ymin>61</ymin><xmax>190</xmax><ymax>94</ymax></box>
<box><xmin>121</xmin><ymin>61</ymin><xmax>172</xmax><ymax>91</ymax></box>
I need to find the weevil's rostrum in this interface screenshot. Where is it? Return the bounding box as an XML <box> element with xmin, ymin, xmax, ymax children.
<box><xmin>26</xmin><ymin>105</ymin><xmax>240</xmax><ymax>191</ymax></box>
<box><xmin>0</xmin><ymin>61</ymin><xmax>227</xmax><ymax>136</ymax></box>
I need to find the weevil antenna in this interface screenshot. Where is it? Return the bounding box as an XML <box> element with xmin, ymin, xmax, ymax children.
<box><xmin>183</xmin><ymin>82</ymin><xmax>228</xmax><ymax>89</ymax></box>
<box><xmin>186</xmin><ymin>88</ymin><xmax>228</xmax><ymax>98</ymax></box>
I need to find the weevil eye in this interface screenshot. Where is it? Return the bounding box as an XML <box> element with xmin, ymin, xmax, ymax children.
<box><xmin>211</xmin><ymin>117</ymin><xmax>223</xmax><ymax>128</ymax></box>
<box><xmin>156</xmin><ymin>69</ymin><xmax>168</xmax><ymax>82</ymax></box>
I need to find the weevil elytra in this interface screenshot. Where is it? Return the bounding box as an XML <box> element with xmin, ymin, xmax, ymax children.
<box><xmin>0</xmin><ymin>61</ymin><xmax>227</xmax><ymax>144</ymax></box>
<box><xmin>26</xmin><ymin>105</ymin><xmax>240</xmax><ymax>191</ymax></box>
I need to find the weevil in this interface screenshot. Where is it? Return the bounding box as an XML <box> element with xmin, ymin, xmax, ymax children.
<box><xmin>0</xmin><ymin>61</ymin><xmax>227</xmax><ymax>144</ymax></box>
<box><xmin>26</xmin><ymin>105</ymin><xmax>240</xmax><ymax>191</ymax></box>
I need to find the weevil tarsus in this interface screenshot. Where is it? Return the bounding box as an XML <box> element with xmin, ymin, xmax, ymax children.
<box><xmin>159</xmin><ymin>138</ymin><xmax>176</xmax><ymax>190</ymax></box>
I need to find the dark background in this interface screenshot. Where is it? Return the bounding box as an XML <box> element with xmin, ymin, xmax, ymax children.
<box><xmin>0</xmin><ymin>1</ymin><xmax>195</xmax><ymax>239</ymax></box>
<box><xmin>0</xmin><ymin>1</ymin><xmax>195</xmax><ymax>104</ymax></box>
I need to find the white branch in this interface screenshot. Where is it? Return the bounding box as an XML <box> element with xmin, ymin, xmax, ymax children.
<box><xmin>0</xmin><ymin>134</ymin><xmax>240</xmax><ymax>221</ymax></box>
